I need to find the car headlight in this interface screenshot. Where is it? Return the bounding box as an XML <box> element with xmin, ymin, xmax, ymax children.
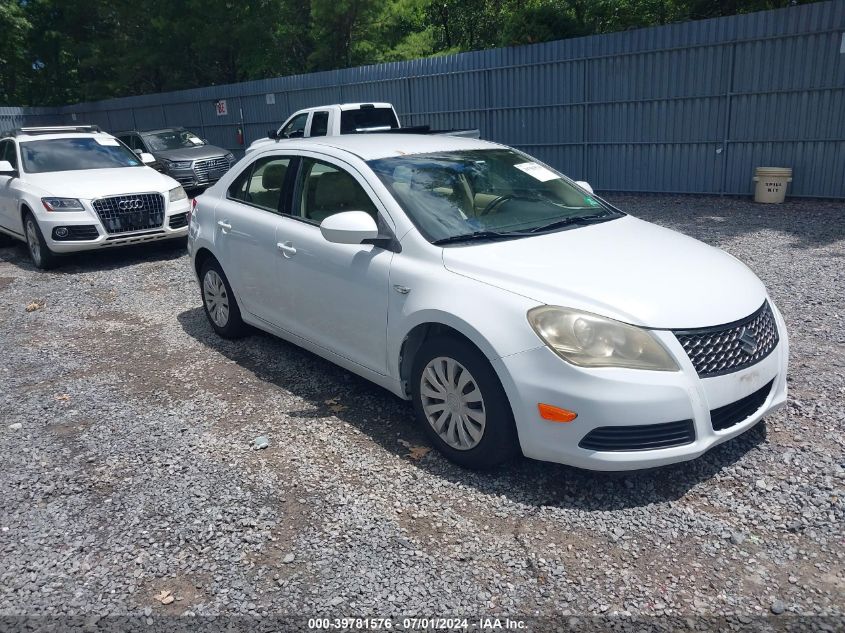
<box><xmin>527</xmin><ymin>306</ymin><xmax>679</xmax><ymax>371</ymax></box>
<box><xmin>169</xmin><ymin>186</ymin><xmax>187</xmax><ymax>202</ymax></box>
<box><xmin>41</xmin><ymin>197</ymin><xmax>84</xmax><ymax>212</ymax></box>
<box><xmin>163</xmin><ymin>159</ymin><xmax>192</xmax><ymax>170</ymax></box>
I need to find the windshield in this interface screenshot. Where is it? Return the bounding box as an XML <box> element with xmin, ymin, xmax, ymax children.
<box><xmin>340</xmin><ymin>108</ymin><xmax>399</xmax><ymax>133</ymax></box>
<box><xmin>143</xmin><ymin>129</ymin><xmax>205</xmax><ymax>151</ymax></box>
<box><xmin>20</xmin><ymin>137</ymin><xmax>144</xmax><ymax>174</ymax></box>
<box><xmin>368</xmin><ymin>149</ymin><xmax>621</xmax><ymax>243</ymax></box>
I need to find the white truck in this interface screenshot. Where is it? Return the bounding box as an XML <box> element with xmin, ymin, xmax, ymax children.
<box><xmin>247</xmin><ymin>102</ymin><xmax>478</xmax><ymax>153</ymax></box>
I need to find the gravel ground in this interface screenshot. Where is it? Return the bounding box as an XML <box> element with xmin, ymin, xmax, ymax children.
<box><xmin>0</xmin><ymin>194</ymin><xmax>843</xmax><ymax>626</ymax></box>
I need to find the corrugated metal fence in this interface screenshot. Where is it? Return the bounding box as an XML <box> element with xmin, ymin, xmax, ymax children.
<box><xmin>3</xmin><ymin>1</ymin><xmax>844</xmax><ymax>197</ymax></box>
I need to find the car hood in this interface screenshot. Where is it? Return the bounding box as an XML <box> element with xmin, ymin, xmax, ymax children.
<box><xmin>25</xmin><ymin>167</ymin><xmax>179</xmax><ymax>199</ymax></box>
<box><xmin>441</xmin><ymin>215</ymin><xmax>767</xmax><ymax>329</ymax></box>
<box><xmin>153</xmin><ymin>145</ymin><xmax>229</xmax><ymax>162</ymax></box>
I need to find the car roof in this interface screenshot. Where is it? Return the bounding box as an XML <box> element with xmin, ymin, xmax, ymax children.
<box><xmin>295</xmin><ymin>103</ymin><xmax>393</xmax><ymax>113</ymax></box>
<box><xmin>114</xmin><ymin>128</ymin><xmax>184</xmax><ymax>135</ymax></box>
<box><xmin>265</xmin><ymin>133</ymin><xmax>501</xmax><ymax>161</ymax></box>
<box><xmin>14</xmin><ymin>131</ymin><xmax>115</xmax><ymax>143</ymax></box>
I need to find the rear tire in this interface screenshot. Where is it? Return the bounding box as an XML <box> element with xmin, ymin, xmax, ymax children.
<box><xmin>411</xmin><ymin>335</ymin><xmax>518</xmax><ymax>469</ymax></box>
<box><xmin>23</xmin><ymin>212</ymin><xmax>57</xmax><ymax>270</ymax></box>
<box><xmin>199</xmin><ymin>258</ymin><xmax>247</xmax><ymax>338</ymax></box>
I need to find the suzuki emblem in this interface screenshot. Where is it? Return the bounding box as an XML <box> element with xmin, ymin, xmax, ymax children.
<box><xmin>738</xmin><ymin>328</ymin><xmax>758</xmax><ymax>355</ymax></box>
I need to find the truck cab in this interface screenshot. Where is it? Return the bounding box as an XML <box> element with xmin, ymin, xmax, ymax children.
<box><xmin>247</xmin><ymin>103</ymin><xmax>400</xmax><ymax>153</ymax></box>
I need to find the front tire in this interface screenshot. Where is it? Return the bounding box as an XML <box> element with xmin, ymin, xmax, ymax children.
<box><xmin>411</xmin><ymin>336</ymin><xmax>518</xmax><ymax>469</ymax></box>
<box><xmin>24</xmin><ymin>212</ymin><xmax>57</xmax><ymax>270</ymax></box>
<box><xmin>200</xmin><ymin>258</ymin><xmax>247</xmax><ymax>338</ymax></box>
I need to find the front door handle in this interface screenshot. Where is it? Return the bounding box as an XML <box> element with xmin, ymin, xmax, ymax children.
<box><xmin>276</xmin><ymin>241</ymin><xmax>297</xmax><ymax>258</ymax></box>
<box><xmin>217</xmin><ymin>220</ymin><xmax>232</xmax><ymax>233</ymax></box>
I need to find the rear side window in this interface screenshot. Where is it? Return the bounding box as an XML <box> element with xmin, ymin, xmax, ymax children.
<box><xmin>228</xmin><ymin>156</ymin><xmax>291</xmax><ymax>213</ymax></box>
<box><xmin>310</xmin><ymin>111</ymin><xmax>329</xmax><ymax>137</ymax></box>
<box><xmin>340</xmin><ymin>107</ymin><xmax>399</xmax><ymax>133</ymax></box>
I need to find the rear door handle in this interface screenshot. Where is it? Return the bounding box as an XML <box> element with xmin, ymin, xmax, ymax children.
<box><xmin>217</xmin><ymin>220</ymin><xmax>232</xmax><ymax>233</ymax></box>
<box><xmin>276</xmin><ymin>241</ymin><xmax>297</xmax><ymax>257</ymax></box>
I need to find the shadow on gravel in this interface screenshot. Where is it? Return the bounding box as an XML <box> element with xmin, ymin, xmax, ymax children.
<box><xmin>178</xmin><ymin>306</ymin><xmax>767</xmax><ymax>512</ymax></box>
<box><xmin>606</xmin><ymin>194</ymin><xmax>845</xmax><ymax>248</ymax></box>
<box><xmin>0</xmin><ymin>238</ymin><xmax>187</xmax><ymax>274</ymax></box>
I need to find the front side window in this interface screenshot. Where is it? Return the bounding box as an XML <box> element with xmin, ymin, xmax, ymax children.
<box><xmin>1</xmin><ymin>140</ymin><xmax>17</xmax><ymax>169</ymax></box>
<box><xmin>142</xmin><ymin>129</ymin><xmax>203</xmax><ymax>151</ymax></box>
<box><xmin>228</xmin><ymin>156</ymin><xmax>291</xmax><ymax>213</ymax></box>
<box><xmin>310</xmin><ymin>111</ymin><xmax>329</xmax><ymax>137</ymax></box>
<box><xmin>368</xmin><ymin>149</ymin><xmax>621</xmax><ymax>244</ymax></box>
<box><xmin>280</xmin><ymin>113</ymin><xmax>308</xmax><ymax>139</ymax></box>
<box><xmin>20</xmin><ymin>137</ymin><xmax>143</xmax><ymax>174</ymax></box>
<box><xmin>294</xmin><ymin>158</ymin><xmax>377</xmax><ymax>224</ymax></box>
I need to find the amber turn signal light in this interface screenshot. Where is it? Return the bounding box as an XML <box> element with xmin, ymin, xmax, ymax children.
<box><xmin>538</xmin><ymin>403</ymin><xmax>577</xmax><ymax>423</ymax></box>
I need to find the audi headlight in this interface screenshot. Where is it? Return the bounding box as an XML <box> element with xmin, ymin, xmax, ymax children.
<box><xmin>527</xmin><ymin>306</ymin><xmax>679</xmax><ymax>371</ymax></box>
<box><xmin>169</xmin><ymin>186</ymin><xmax>187</xmax><ymax>202</ymax></box>
<box><xmin>41</xmin><ymin>197</ymin><xmax>84</xmax><ymax>212</ymax></box>
<box><xmin>163</xmin><ymin>159</ymin><xmax>192</xmax><ymax>170</ymax></box>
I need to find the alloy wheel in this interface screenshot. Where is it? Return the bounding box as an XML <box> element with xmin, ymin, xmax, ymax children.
<box><xmin>26</xmin><ymin>219</ymin><xmax>42</xmax><ymax>266</ymax></box>
<box><xmin>420</xmin><ymin>356</ymin><xmax>486</xmax><ymax>450</ymax></box>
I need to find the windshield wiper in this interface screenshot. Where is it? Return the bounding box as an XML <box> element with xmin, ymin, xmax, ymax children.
<box><xmin>524</xmin><ymin>213</ymin><xmax>616</xmax><ymax>234</ymax></box>
<box><xmin>431</xmin><ymin>230</ymin><xmax>531</xmax><ymax>246</ymax></box>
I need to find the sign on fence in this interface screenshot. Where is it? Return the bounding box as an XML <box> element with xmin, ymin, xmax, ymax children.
<box><xmin>214</xmin><ymin>100</ymin><xmax>228</xmax><ymax>116</ymax></box>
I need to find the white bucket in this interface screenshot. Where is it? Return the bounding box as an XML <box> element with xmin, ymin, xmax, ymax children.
<box><xmin>753</xmin><ymin>167</ymin><xmax>792</xmax><ymax>203</ymax></box>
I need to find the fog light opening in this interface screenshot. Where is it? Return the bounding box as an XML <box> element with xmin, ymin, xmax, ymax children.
<box><xmin>538</xmin><ymin>403</ymin><xmax>577</xmax><ymax>423</ymax></box>
<box><xmin>54</xmin><ymin>227</ymin><xmax>69</xmax><ymax>238</ymax></box>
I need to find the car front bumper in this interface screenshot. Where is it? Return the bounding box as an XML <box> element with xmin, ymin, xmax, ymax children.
<box><xmin>165</xmin><ymin>161</ymin><xmax>233</xmax><ymax>189</ymax></box>
<box><xmin>38</xmin><ymin>198</ymin><xmax>191</xmax><ymax>254</ymax></box>
<box><xmin>493</xmin><ymin>301</ymin><xmax>789</xmax><ymax>471</ymax></box>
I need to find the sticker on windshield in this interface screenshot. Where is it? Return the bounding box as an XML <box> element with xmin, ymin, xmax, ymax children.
<box><xmin>128</xmin><ymin>160</ymin><xmax>139</xmax><ymax>165</ymax></box>
<box><xmin>514</xmin><ymin>162</ymin><xmax>559</xmax><ymax>182</ymax></box>
<box><xmin>189</xmin><ymin>137</ymin><xmax>203</xmax><ymax>145</ymax></box>
<box><xmin>95</xmin><ymin>137</ymin><xmax>120</xmax><ymax>146</ymax></box>
<box><xmin>584</xmin><ymin>196</ymin><xmax>600</xmax><ymax>206</ymax></box>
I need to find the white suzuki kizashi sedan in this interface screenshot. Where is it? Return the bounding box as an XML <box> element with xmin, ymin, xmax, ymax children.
<box><xmin>187</xmin><ymin>134</ymin><xmax>788</xmax><ymax>471</ymax></box>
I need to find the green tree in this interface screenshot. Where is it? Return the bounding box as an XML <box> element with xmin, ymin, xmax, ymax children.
<box><xmin>0</xmin><ymin>0</ymin><xmax>31</xmax><ymax>103</ymax></box>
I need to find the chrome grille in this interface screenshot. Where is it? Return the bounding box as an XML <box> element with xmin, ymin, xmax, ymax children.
<box><xmin>193</xmin><ymin>156</ymin><xmax>230</xmax><ymax>184</ymax></box>
<box><xmin>92</xmin><ymin>193</ymin><xmax>165</xmax><ymax>235</ymax></box>
<box><xmin>674</xmin><ymin>302</ymin><xmax>779</xmax><ymax>378</ymax></box>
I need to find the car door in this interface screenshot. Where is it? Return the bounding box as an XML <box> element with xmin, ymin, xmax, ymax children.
<box><xmin>0</xmin><ymin>140</ymin><xmax>21</xmax><ymax>234</ymax></box>
<box><xmin>213</xmin><ymin>154</ymin><xmax>295</xmax><ymax>325</ymax></box>
<box><xmin>273</xmin><ymin>155</ymin><xmax>393</xmax><ymax>375</ymax></box>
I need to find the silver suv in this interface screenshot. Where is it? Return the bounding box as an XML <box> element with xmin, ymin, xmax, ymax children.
<box><xmin>116</xmin><ymin>128</ymin><xmax>235</xmax><ymax>191</ymax></box>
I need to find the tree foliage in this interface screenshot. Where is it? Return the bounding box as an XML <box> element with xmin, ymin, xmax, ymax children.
<box><xmin>0</xmin><ymin>0</ymin><xmax>812</xmax><ymax>106</ymax></box>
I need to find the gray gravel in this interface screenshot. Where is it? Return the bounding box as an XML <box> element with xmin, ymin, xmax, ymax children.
<box><xmin>0</xmin><ymin>194</ymin><xmax>843</xmax><ymax>621</ymax></box>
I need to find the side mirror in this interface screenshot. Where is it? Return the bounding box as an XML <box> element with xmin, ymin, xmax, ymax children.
<box><xmin>139</xmin><ymin>152</ymin><xmax>156</xmax><ymax>165</ymax></box>
<box><xmin>575</xmin><ymin>180</ymin><xmax>594</xmax><ymax>194</ymax></box>
<box><xmin>133</xmin><ymin>148</ymin><xmax>143</xmax><ymax>156</ymax></box>
<box><xmin>320</xmin><ymin>211</ymin><xmax>379</xmax><ymax>245</ymax></box>
<box><xmin>268</xmin><ymin>129</ymin><xmax>279</xmax><ymax>140</ymax></box>
<box><xmin>0</xmin><ymin>160</ymin><xmax>15</xmax><ymax>175</ymax></box>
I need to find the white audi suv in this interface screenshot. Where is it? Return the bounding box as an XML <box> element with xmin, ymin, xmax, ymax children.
<box><xmin>187</xmin><ymin>134</ymin><xmax>788</xmax><ymax>471</ymax></box>
<box><xmin>0</xmin><ymin>126</ymin><xmax>191</xmax><ymax>269</ymax></box>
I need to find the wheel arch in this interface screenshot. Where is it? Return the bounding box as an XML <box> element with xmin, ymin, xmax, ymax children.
<box><xmin>397</xmin><ymin>315</ymin><xmax>501</xmax><ymax>398</ymax></box>
<box><xmin>193</xmin><ymin>246</ymin><xmax>216</xmax><ymax>278</ymax></box>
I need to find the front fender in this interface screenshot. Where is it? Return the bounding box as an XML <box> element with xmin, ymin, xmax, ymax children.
<box><xmin>386</xmin><ymin>261</ymin><xmax>543</xmax><ymax>381</ymax></box>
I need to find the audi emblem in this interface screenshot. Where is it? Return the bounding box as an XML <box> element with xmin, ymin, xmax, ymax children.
<box><xmin>118</xmin><ymin>198</ymin><xmax>144</xmax><ymax>211</ymax></box>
